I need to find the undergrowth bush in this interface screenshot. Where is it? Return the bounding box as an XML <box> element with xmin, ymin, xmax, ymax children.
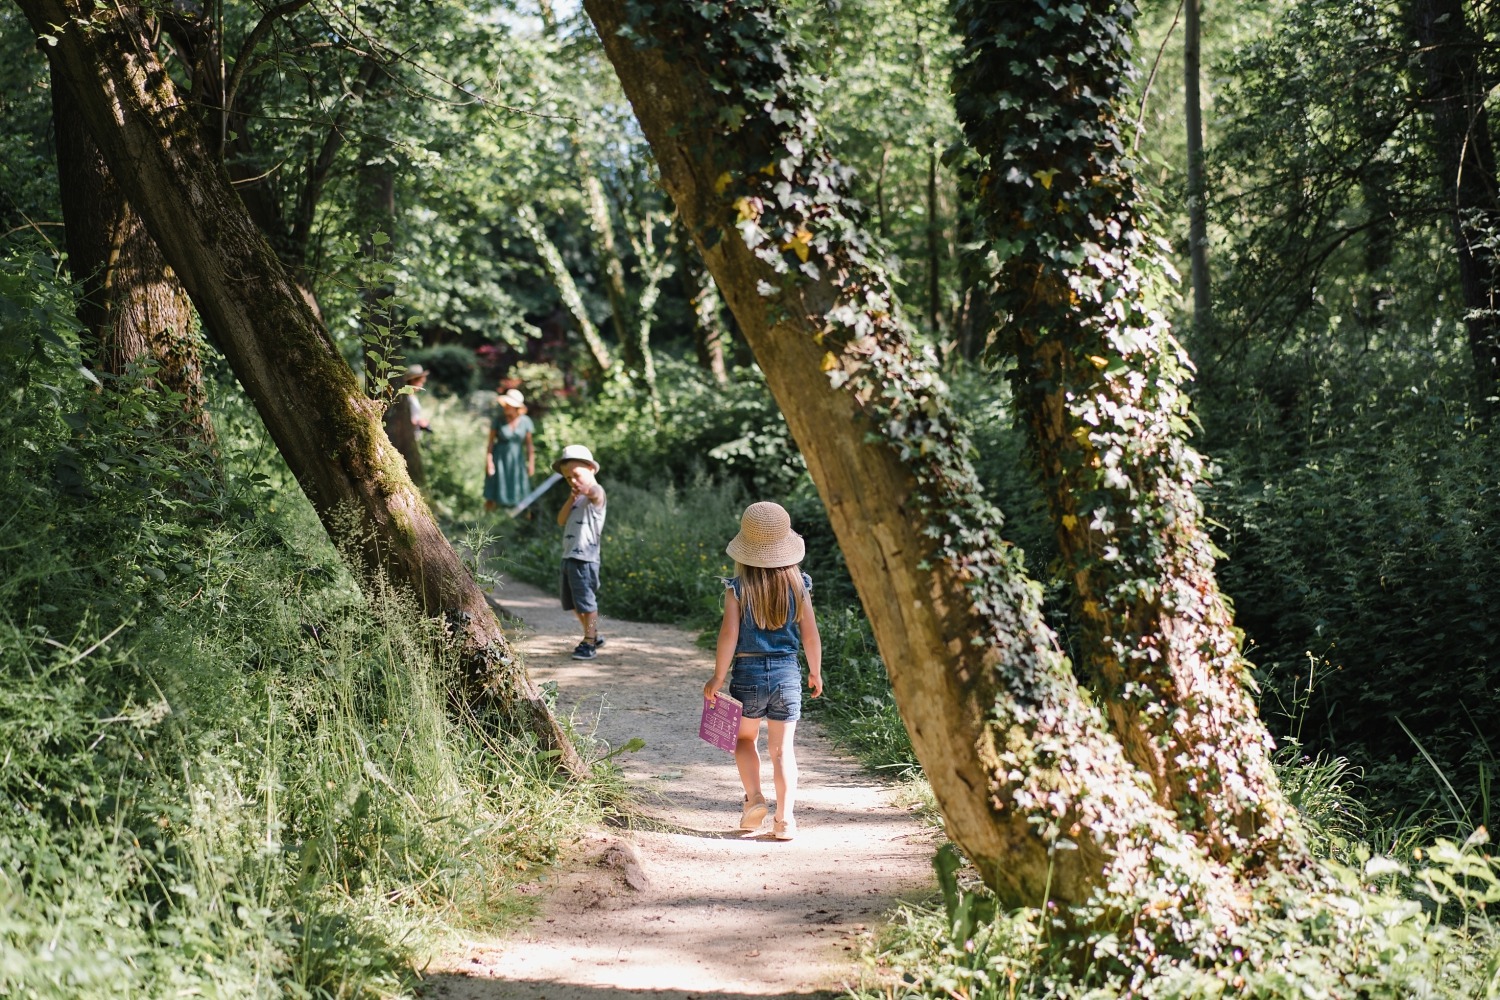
<box><xmin>871</xmin><ymin>791</ymin><xmax>1500</xmax><ymax>1000</ymax></box>
<box><xmin>0</xmin><ymin>252</ymin><xmax>600</xmax><ymax>998</ymax></box>
<box><xmin>533</xmin><ymin>358</ymin><xmax>804</xmax><ymax>494</ymax></box>
<box><xmin>1205</xmin><ymin>374</ymin><xmax>1498</xmax><ymax>820</ymax></box>
<box><xmin>487</xmin><ymin>477</ymin><xmax>743</xmax><ymax>625</ymax></box>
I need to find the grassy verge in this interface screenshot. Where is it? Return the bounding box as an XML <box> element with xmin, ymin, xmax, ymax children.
<box><xmin>0</xmin><ymin>280</ymin><xmax>605</xmax><ymax>998</ymax></box>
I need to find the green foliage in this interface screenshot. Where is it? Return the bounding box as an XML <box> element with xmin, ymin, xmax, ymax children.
<box><xmin>1207</xmin><ymin>382</ymin><xmax>1498</xmax><ymax>819</ymax></box>
<box><xmin>801</xmin><ymin>605</ymin><xmax>915</xmax><ymax>773</ymax></box>
<box><xmin>490</xmin><ymin>476</ymin><xmax>742</xmax><ymax>626</ymax></box>
<box><xmin>874</xmin><ymin>823</ymin><xmax>1500</xmax><ymax>1000</ymax></box>
<box><xmin>0</xmin><ymin>252</ymin><xmax>601</xmax><ymax>998</ymax></box>
<box><xmin>410</xmin><ymin>344</ymin><xmax>480</xmax><ymax>397</ymax></box>
<box><xmin>420</xmin><ymin>393</ymin><xmax>493</xmax><ymax>523</ymax></box>
<box><xmin>1203</xmin><ymin>0</ymin><xmax>1450</xmax><ymax>370</ymax></box>
<box><xmin>533</xmin><ymin>358</ymin><xmax>804</xmax><ymax>494</ymax></box>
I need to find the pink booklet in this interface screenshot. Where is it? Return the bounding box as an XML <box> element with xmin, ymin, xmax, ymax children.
<box><xmin>699</xmin><ymin>693</ymin><xmax>743</xmax><ymax>753</ymax></box>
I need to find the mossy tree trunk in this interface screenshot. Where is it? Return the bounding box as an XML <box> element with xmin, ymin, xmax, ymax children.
<box><xmin>584</xmin><ymin>0</ymin><xmax>1256</xmax><ymax>943</ymax></box>
<box><xmin>51</xmin><ymin>76</ymin><xmax>215</xmax><ymax>448</ymax></box>
<box><xmin>950</xmin><ymin>0</ymin><xmax>1304</xmax><ymax>871</ymax></box>
<box><xmin>24</xmin><ymin>0</ymin><xmax>582</xmax><ymax>776</ymax></box>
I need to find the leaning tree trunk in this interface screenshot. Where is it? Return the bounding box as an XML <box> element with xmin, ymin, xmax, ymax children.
<box><xmin>516</xmin><ymin>202</ymin><xmax>615</xmax><ymax>374</ymax></box>
<box><xmin>583</xmin><ymin>0</ymin><xmax>1254</xmax><ymax>945</ymax></box>
<box><xmin>52</xmin><ymin>76</ymin><xmax>216</xmax><ymax>447</ymax></box>
<box><xmin>24</xmin><ymin>0</ymin><xmax>582</xmax><ymax>776</ymax></box>
<box><xmin>951</xmin><ymin>0</ymin><xmax>1303</xmax><ymax>870</ymax></box>
<box><xmin>1411</xmin><ymin>0</ymin><xmax>1500</xmax><ymax>400</ymax></box>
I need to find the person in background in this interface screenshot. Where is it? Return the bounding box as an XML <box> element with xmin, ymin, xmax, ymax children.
<box><xmin>483</xmin><ymin>389</ymin><xmax>535</xmax><ymax>512</ymax></box>
<box><xmin>702</xmin><ymin>501</ymin><xmax>823</xmax><ymax>841</ymax></box>
<box><xmin>406</xmin><ymin>364</ymin><xmax>430</xmax><ymax>432</ymax></box>
<box><xmin>554</xmin><ymin>444</ymin><xmax>607</xmax><ymax>660</ymax></box>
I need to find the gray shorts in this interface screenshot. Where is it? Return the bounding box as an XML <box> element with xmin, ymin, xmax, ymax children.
<box><xmin>560</xmin><ymin>558</ymin><xmax>600</xmax><ymax>613</ymax></box>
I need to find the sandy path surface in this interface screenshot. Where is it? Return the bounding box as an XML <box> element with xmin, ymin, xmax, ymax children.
<box><xmin>422</xmin><ymin>577</ymin><xmax>937</xmax><ymax>999</ymax></box>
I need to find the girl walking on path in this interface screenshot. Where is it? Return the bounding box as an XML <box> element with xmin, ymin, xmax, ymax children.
<box><xmin>484</xmin><ymin>389</ymin><xmax>535</xmax><ymax>511</ymax></box>
<box><xmin>703</xmin><ymin>502</ymin><xmax>823</xmax><ymax>840</ymax></box>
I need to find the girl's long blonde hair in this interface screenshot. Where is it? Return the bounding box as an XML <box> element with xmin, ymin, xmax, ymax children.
<box><xmin>736</xmin><ymin>563</ymin><xmax>806</xmax><ymax>630</ymax></box>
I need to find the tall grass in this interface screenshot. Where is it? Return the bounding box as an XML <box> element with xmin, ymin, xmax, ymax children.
<box><xmin>0</xmin><ymin>255</ymin><xmax>602</xmax><ymax>998</ymax></box>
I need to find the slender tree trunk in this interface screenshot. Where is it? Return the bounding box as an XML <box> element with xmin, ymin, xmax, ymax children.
<box><xmin>52</xmin><ymin>76</ymin><xmax>215</xmax><ymax>447</ymax></box>
<box><xmin>624</xmin><ymin>211</ymin><xmax>673</xmax><ymax>407</ymax></box>
<box><xmin>1410</xmin><ymin>0</ymin><xmax>1500</xmax><ymax>398</ymax></box>
<box><xmin>1185</xmin><ymin>0</ymin><xmax>1212</xmax><ymax>337</ymax></box>
<box><xmin>516</xmin><ymin>202</ymin><xmax>614</xmax><ymax>374</ymax></box>
<box><xmin>584</xmin><ymin>0</ymin><xmax>1254</xmax><ymax>941</ymax></box>
<box><xmin>25</xmin><ymin>0</ymin><xmax>582</xmax><ymax>775</ymax></box>
<box><xmin>581</xmin><ymin>166</ymin><xmax>640</xmax><ymax>371</ymax></box>
<box><xmin>925</xmin><ymin>146</ymin><xmax>942</xmax><ymax>337</ymax></box>
<box><xmin>951</xmin><ymin>0</ymin><xmax>1303</xmax><ymax>869</ymax></box>
<box><xmin>677</xmin><ymin>219</ymin><xmax>729</xmax><ymax>383</ymax></box>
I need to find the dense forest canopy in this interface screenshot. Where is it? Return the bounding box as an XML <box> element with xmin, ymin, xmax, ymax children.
<box><xmin>0</xmin><ymin>0</ymin><xmax>1496</xmax><ymax>996</ymax></box>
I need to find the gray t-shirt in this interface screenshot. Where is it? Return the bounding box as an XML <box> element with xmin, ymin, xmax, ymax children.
<box><xmin>561</xmin><ymin>491</ymin><xmax>606</xmax><ymax>563</ymax></box>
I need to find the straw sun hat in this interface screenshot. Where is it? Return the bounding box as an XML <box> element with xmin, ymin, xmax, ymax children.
<box><xmin>552</xmin><ymin>443</ymin><xmax>599</xmax><ymax>474</ymax></box>
<box><xmin>497</xmin><ymin>389</ymin><xmax>525</xmax><ymax>408</ymax></box>
<box><xmin>726</xmin><ymin>501</ymin><xmax>805</xmax><ymax>569</ymax></box>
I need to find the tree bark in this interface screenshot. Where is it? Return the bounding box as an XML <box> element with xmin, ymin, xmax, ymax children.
<box><xmin>581</xmin><ymin>165</ymin><xmax>639</xmax><ymax>368</ymax></box>
<box><xmin>516</xmin><ymin>202</ymin><xmax>614</xmax><ymax>374</ymax></box>
<box><xmin>25</xmin><ymin>0</ymin><xmax>582</xmax><ymax>775</ymax></box>
<box><xmin>1185</xmin><ymin>0</ymin><xmax>1212</xmax><ymax>337</ymax></box>
<box><xmin>584</xmin><ymin>0</ymin><xmax>1251</xmax><ymax>941</ymax></box>
<box><xmin>677</xmin><ymin>218</ymin><xmax>729</xmax><ymax>383</ymax></box>
<box><xmin>1410</xmin><ymin>0</ymin><xmax>1500</xmax><ymax>399</ymax></box>
<box><xmin>52</xmin><ymin>74</ymin><xmax>215</xmax><ymax>447</ymax></box>
<box><xmin>951</xmin><ymin>0</ymin><xmax>1303</xmax><ymax>869</ymax></box>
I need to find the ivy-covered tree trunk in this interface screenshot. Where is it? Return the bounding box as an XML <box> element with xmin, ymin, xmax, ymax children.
<box><xmin>584</xmin><ymin>0</ymin><xmax>1254</xmax><ymax>941</ymax></box>
<box><xmin>52</xmin><ymin>77</ymin><xmax>215</xmax><ymax>447</ymax></box>
<box><xmin>1409</xmin><ymin>0</ymin><xmax>1500</xmax><ymax>400</ymax></box>
<box><xmin>950</xmin><ymin>0</ymin><xmax>1303</xmax><ymax>869</ymax></box>
<box><xmin>24</xmin><ymin>0</ymin><xmax>582</xmax><ymax>775</ymax></box>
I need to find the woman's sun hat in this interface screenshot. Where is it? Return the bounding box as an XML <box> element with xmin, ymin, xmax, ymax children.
<box><xmin>498</xmin><ymin>389</ymin><xmax>525</xmax><ymax>409</ymax></box>
<box><xmin>552</xmin><ymin>443</ymin><xmax>599</xmax><ymax>474</ymax></box>
<box><xmin>726</xmin><ymin>501</ymin><xmax>805</xmax><ymax>568</ymax></box>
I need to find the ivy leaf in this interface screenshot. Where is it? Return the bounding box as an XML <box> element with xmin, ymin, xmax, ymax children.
<box><xmin>782</xmin><ymin>227</ymin><xmax>813</xmax><ymax>262</ymax></box>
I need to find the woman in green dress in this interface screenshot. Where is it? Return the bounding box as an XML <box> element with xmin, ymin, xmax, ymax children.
<box><xmin>484</xmin><ymin>389</ymin><xmax>535</xmax><ymax>511</ymax></box>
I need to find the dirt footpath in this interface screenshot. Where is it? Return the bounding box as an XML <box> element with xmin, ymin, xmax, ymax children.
<box><xmin>422</xmin><ymin>577</ymin><xmax>937</xmax><ymax>999</ymax></box>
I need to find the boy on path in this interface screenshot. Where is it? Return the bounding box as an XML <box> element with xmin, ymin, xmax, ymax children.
<box><xmin>554</xmin><ymin>444</ymin><xmax>607</xmax><ymax>660</ymax></box>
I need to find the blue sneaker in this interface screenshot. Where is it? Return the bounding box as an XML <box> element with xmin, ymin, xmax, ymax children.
<box><xmin>571</xmin><ymin>640</ymin><xmax>597</xmax><ymax>660</ymax></box>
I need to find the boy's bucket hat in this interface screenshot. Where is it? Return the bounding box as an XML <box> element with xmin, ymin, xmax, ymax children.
<box><xmin>726</xmin><ymin>501</ymin><xmax>805</xmax><ymax>569</ymax></box>
<box><xmin>552</xmin><ymin>444</ymin><xmax>599</xmax><ymax>474</ymax></box>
